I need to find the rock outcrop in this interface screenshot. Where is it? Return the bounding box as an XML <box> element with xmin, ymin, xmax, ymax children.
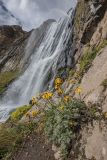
<box><xmin>73</xmin><ymin>0</ymin><xmax>107</xmax><ymax>62</ymax></box>
<box><xmin>0</xmin><ymin>25</ymin><xmax>29</xmax><ymax>72</ymax></box>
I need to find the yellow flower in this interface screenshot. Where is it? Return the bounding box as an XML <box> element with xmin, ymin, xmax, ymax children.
<box><xmin>25</xmin><ymin>112</ymin><xmax>30</xmax><ymax>117</ymax></box>
<box><xmin>31</xmin><ymin>110</ymin><xmax>39</xmax><ymax>117</ymax></box>
<box><xmin>55</xmin><ymin>78</ymin><xmax>63</xmax><ymax>86</ymax></box>
<box><xmin>104</xmin><ymin>112</ymin><xmax>107</xmax><ymax>119</ymax></box>
<box><xmin>57</xmin><ymin>87</ymin><xmax>63</xmax><ymax>95</ymax></box>
<box><xmin>55</xmin><ymin>84</ymin><xmax>59</xmax><ymax>90</ymax></box>
<box><xmin>41</xmin><ymin>91</ymin><xmax>53</xmax><ymax>100</ymax></box>
<box><xmin>63</xmin><ymin>95</ymin><xmax>70</xmax><ymax>102</ymax></box>
<box><xmin>75</xmin><ymin>87</ymin><xmax>82</xmax><ymax>94</ymax></box>
<box><xmin>59</xmin><ymin>105</ymin><xmax>64</xmax><ymax>111</ymax></box>
<box><xmin>48</xmin><ymin>92</ymin><xmax>53</xmax><ymax>97</ymax></box>
<box><xmin>32</xmin><ymin>97</ymin><xmax>35</xmax><ymax>100</ymax></box>
<box><xmin>31</xmin><ymin>97</ymin><xmax>38</xmax><ymax>105</ymax></box>
<box><xmin>69</xmin><ymin>79</ymin><xmax>76</xmax><ymax>84</ymax></box>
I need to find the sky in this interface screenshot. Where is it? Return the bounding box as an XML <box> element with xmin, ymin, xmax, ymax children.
<box><xmin>0</xmin><ymin>0</ymin><xmax>77</xmax><ymax>31</ymax></box>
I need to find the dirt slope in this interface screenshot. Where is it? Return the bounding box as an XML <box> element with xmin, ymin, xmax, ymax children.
<box><xmin>12</xmin><ymin>133</ymin><xmax>55</xmax><ymax>160</ymax></box>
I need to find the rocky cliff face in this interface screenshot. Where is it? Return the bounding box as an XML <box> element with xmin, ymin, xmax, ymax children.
<box><xmin>73</xmin><ymin>0</ymin><xmax>107</xmax><ymax>62</ymax></box>
<box><xmin>0</xmin><ymin>25</ymin><xmax>29</xmax><ymax>72</ymax></box>
<box><xmin>63</xmin><ymin>0</ymin><xmax>107</xmax><ymax>159</ymax></box>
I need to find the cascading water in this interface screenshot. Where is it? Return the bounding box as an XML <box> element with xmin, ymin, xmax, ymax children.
<box><xmin>0</xmin><ymin>9</ymin><xmax>74</xmax><ymax>122</ymax></box>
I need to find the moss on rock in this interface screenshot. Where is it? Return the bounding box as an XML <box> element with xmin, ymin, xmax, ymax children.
<box><xmin>0</xmin><ymin>71</ymin><xmax>19</xmax><ymax>94</ymax></box>
<box><xmin>10</xmin><ymin>105</ymin><xmax>32</xmax><ymax>122</ymax></box>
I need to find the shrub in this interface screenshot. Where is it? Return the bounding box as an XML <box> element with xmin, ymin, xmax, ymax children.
<box><xmin>10</xmin><ymin>105</ymin><xmax>31</xmax><ymax>121</ymax></box>
<box><xmin>44</xmin><ymin>99</ymin><xmax>100</xmax><ymax>158</ymax></box>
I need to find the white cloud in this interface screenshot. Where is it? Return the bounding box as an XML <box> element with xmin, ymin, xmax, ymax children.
<box><xmin>1</xmin><ymin>0</ymin><xmax>77</xmax><ymax>31</ymax></box>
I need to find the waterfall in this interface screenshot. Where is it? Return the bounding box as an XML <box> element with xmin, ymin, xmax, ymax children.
<box><xmin>0</xmin><ymin>9</ymin><xmax>74</xmax><ymax>122</ymax></box>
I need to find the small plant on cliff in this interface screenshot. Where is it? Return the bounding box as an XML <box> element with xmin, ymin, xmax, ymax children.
<box><xmin>44</xmin><ymin>99</ymin><xmax>100</xmax><ymax>158</ymax></box>
<box><xmin>42</xmin><ymin>77</ymin><xmax>101</xmax><ymax>158</ymax></box>
<box><xmin>30</xmin><ymin>97</ymin><xmax>38</xmax><ymax>106</ymax></box>
<box><xmin>41</xmin><ymin>91</ymin><xmax>53</xmax><ymax>100</ymax></box>
<box><xmin>19</xmin><ymin>76</ymin><xmax>102</xmax><ymax>159</ymax></box>
<box><xmin>10</xmin><ymin>105</ymin><xmax>32</xmax><ymax>121</ymax></box>
<box><xmin>79</xmin><ymin>49</ymin><xmax>97</xmax><ymax>75</ymax></box>
<box><xmin>80</xmin><ymin>40</ymin><xmax>107</xmax><ymax>75</ymax></box>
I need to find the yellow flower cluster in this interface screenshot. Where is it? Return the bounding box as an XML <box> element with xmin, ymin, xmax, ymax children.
<box><xmin>25</xmin><ymin>112</ymin><xmax>30</xmax><ymax>117</ymax></box>
<box><xmin>31</xmin><ymin>110</ymin><xmax>39</xmax><ymax>117</ymax></box>
<box><xmin>57</xmin><ymin>87</ymin><xmax>63</xmax><ymax>95</ymax></box>
<box><xmin>31</xmin><ymin>97</ymin><xmax>38</xmax><ymax>105</ymax></box>
<box><xmin>25</xmin><ymin>110</ymin><xmax>39</xmax><ymax>118</ymax></box>
<box><xmin>55</xmin><ymin>78</ymin><xmax>63</xmax><ymax>87</ymax></box>
<box><xmin>63</xmin><ymin>95</ymin><xmax>70</xmax><ymax>102</ymax></box>
<box><xmin>41</xmin><ymin>91</ymin><xmax>53</xmax><ymax>100</ymax></box>
<box><xmin>54</xmin><ymin>78</ymin><xmax>63</xmax><ymax>95</ymax></box>
<box><xmin>75</xmin><ymin>87</ymin><xmax>82</xmax><ymax>94</ymax></box>
<box><xmin>69</xmin><ymin>79</ymin><xmax>77</xmax><ymax>84</ymax></box>
<box><xmin>104</xmin><ymin>112</ymin><xmax>107</xmax><ymax>119</ymax></box>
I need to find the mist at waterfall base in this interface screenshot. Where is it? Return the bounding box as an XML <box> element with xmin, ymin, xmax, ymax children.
<box><xmin>0</xmin><ymin>10</ymin><xmax>74</xmax><ymax>122</ymax></box>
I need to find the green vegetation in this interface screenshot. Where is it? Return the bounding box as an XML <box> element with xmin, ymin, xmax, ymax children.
<box><xmin>0</xmin><ymin>70</ymin><xmax>105</xmax><ymax>160</ymax></box>
<box><xmin>0</xmin><ymin>71</ymin><xmax>19</xmax><ymax>94</ymax></box>
<box><xmin>0</xmin><ymin>122</ymin><xmax>36</xmax><ymax>159</ymax></box>
<box><xmin>79</xmin><ymin>40</ymin><xmax>107</xmax><ymax>75</ymax></box>
<box><xmin>57</xmin><ymin>68</ymin><xmax>70</xmax><ymax>78</ymax></box>
<box><xmin>57</xmin><ymin>68</ymin><xmax>66</xmax><ymax>77</ymax></box>
<box><xmin>97</xmin><ymin>40</ymin><xmax>107</xmax><ymax>54</ymax></box>
<box><xmin>10</xmin><ymin>105</ymin><xmax>32</xmax><ymax>122</ymax></box>
<box><xmin>44</xmin><ymin>99</ymin><xmax>100</xmax><ymax>158</ymax></box>
<box><xmin>79</xmin><ymin>48</ymin><xmax>97</xmax><ymax>75</ymax></box>
<box><xmin>101</xmin><ymin>79</ymin><xmax>107</xmax><ymax>90</ymax></box>
<box><xmin>0</xmin><ymin>105</ymin><xmax>35</xmax><ymax>159</ymax></box>
<box><xmin>69</xmin><ymin>69</ymin><xmax>75</xmax><ymax>78</ymax></box>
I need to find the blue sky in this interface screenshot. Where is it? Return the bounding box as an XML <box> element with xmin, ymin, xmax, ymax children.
<box><xmin>0</xmin><ymin>0</ymin><xmax>77</xmax><ymax>31</ymax></box>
